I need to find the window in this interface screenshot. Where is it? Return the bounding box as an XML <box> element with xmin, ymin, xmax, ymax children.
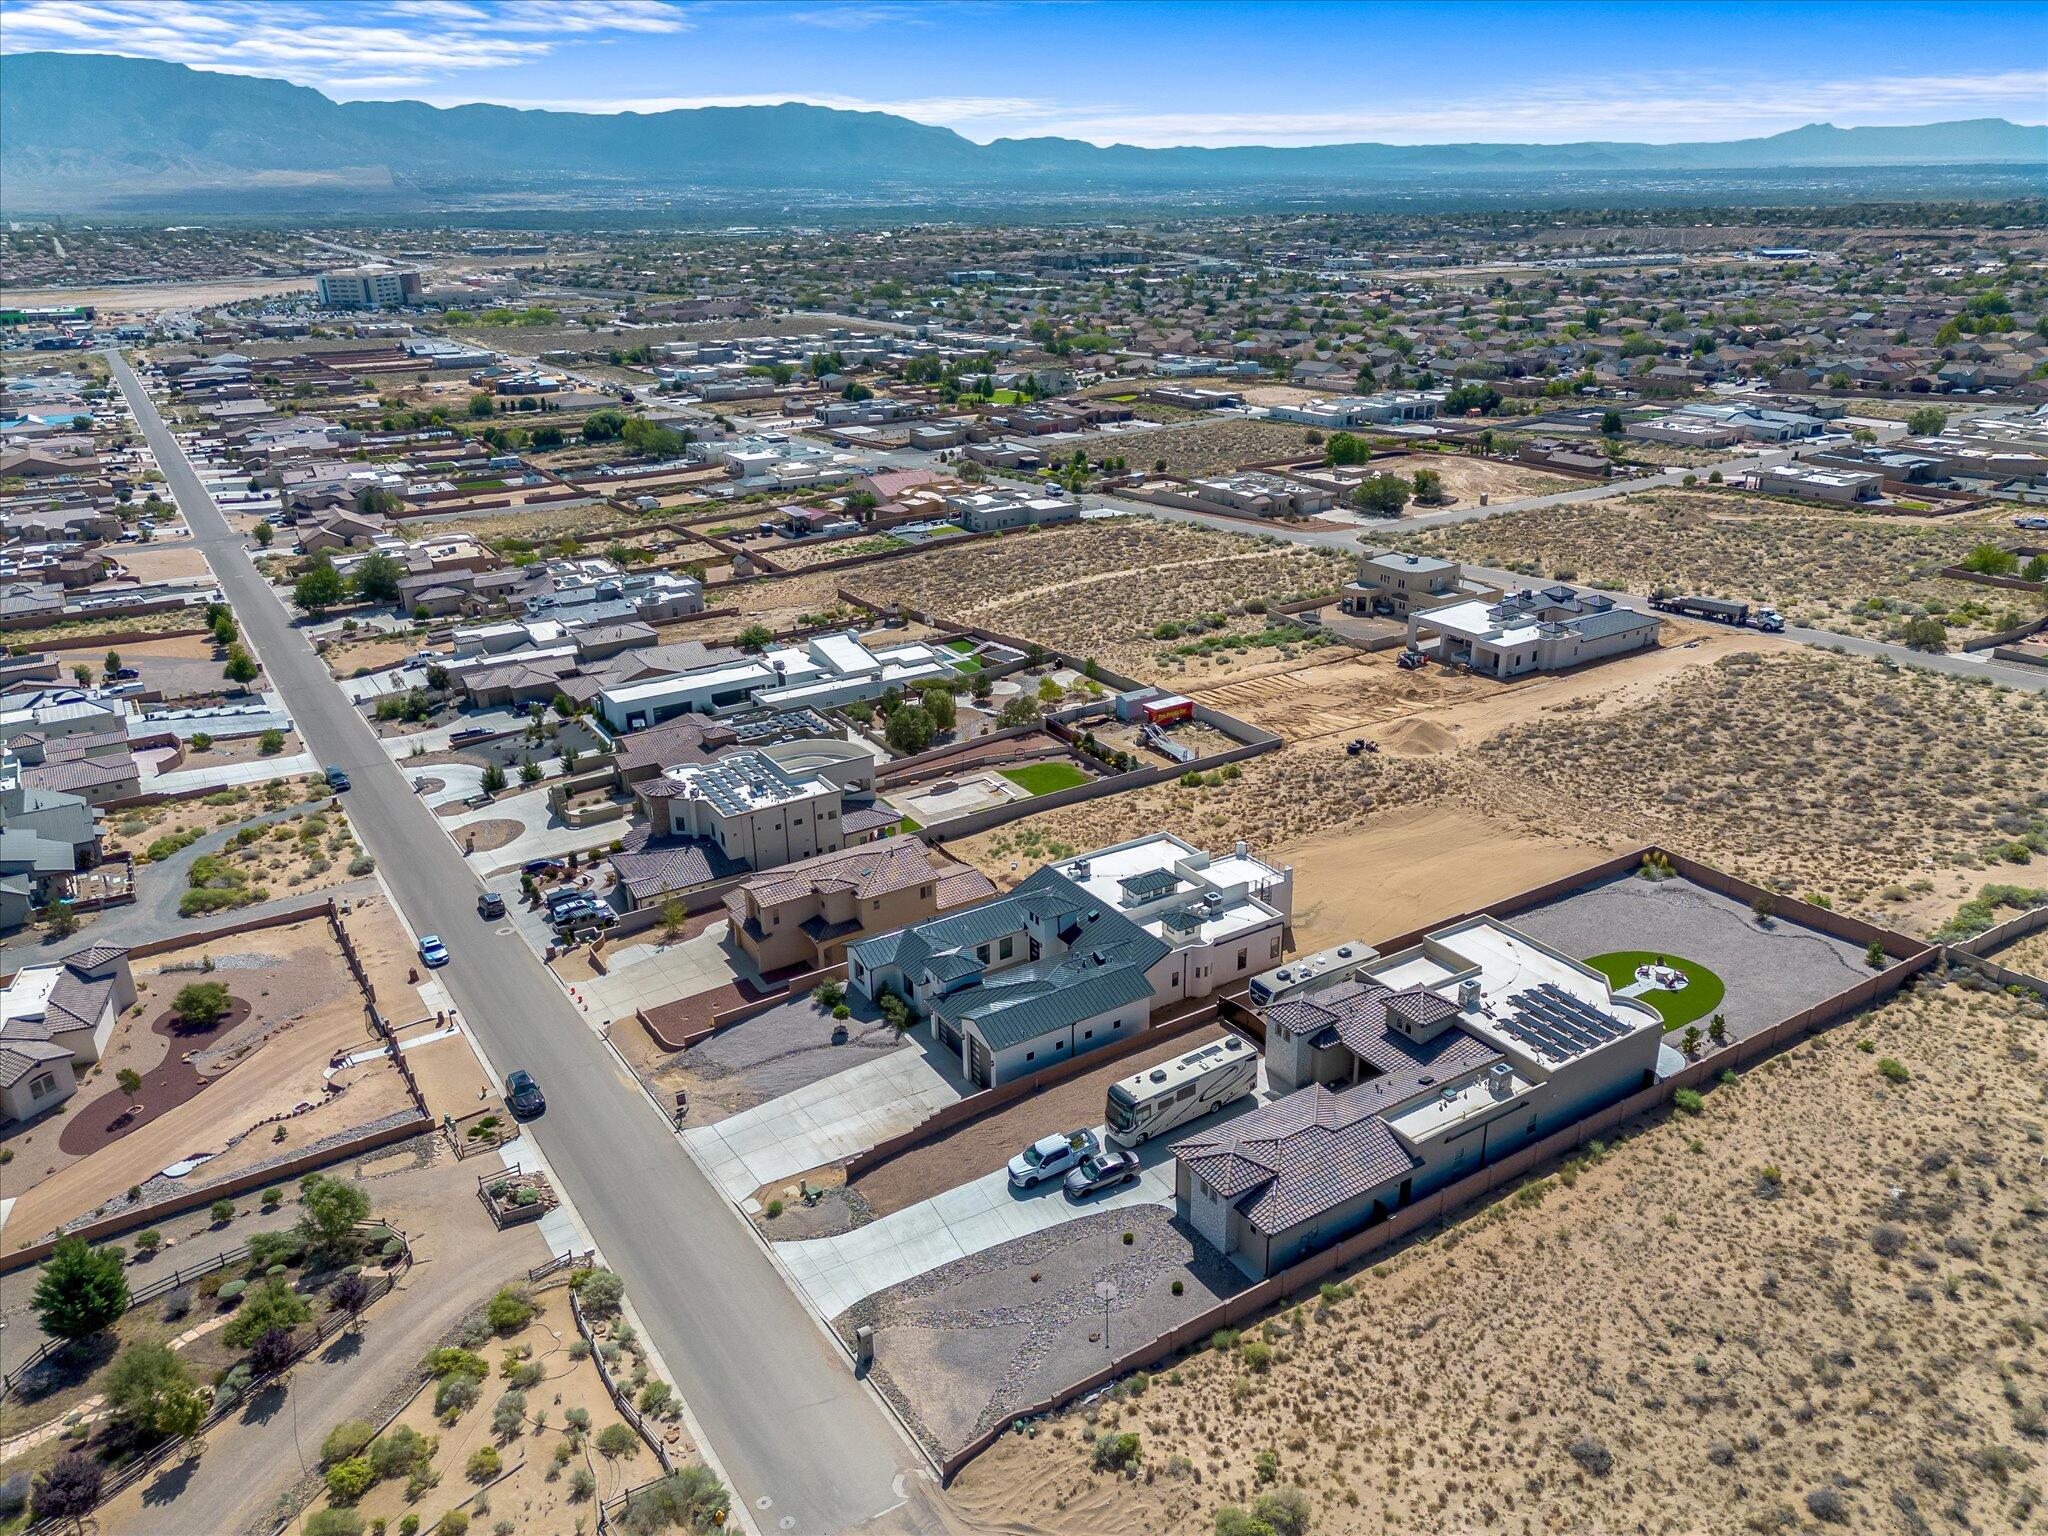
<box><xmin>1083</xmin><ymin>1028</ymin><xmax>1093</xmax><ymax>1040</ymax></box>
<box><xmin>998</xmin><ymin>935</ymin><xmax>1013</xmax><ymax>960</ymax></box>
<box><xmin>1236</xmin><ymin>947</ymin><xmax>1248</xmax><ymax>971</ymax></box>
<box><xmin>29</xmin><ymin>1072</ymin><xmax>57</xmax><ymax>1099</ymax></box>
<box><xmin>1025</xmin><ymin>1050</ymin><xmax>1035</xmax><ymax>1062</ymax></box>
<box><xmin>976</xmin><ymin>944</ymin><xmax>990</xmax><ymax>964</ymax></box>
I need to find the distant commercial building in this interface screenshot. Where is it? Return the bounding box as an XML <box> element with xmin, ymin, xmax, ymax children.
<box><xmin>316</xmin><ymin>268</ymin><xmax>424</xmax><ymax>310</ymax></box>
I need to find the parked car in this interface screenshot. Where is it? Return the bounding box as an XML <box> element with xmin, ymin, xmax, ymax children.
<box><xmin>524</xmin><ymin>858</ymin><xmax>569</xmax><ymax>879</ymax></box>
<box><xmin>110</xmin><ymin>666</ymin><xmax>140</xmax><ymax>680</ymax></box>
<box><xmin>324</xmin><ymin>768</ymin><xmax>351</xmax><ymax>791</ymax></box>
<box><xmin>1008</xmin><ymin>1129</ymin><xmax>1099</xmax><ymax>1189</ymax></box>
<box><xmin>477</xmin><ymin>891</ymin><xmax>506</xmax><ymax>919</ymax></box>
<box><xmin>1063</xmin><ymin>1146</ymin><xmax>1142</xmax><ymax>1200</ymax></box>
<box><xmin>450</xmin><ymin>727</ymin><xmax>493</xmax><ymax>745</ymax></box>
<box><xmin>503</xmin><ymin>1069</ymin><xmax>545</xmax><ymax>1117</ymax></box>
<box><xmin>418</xmin><ymin>934</ymin><xmax>450</xmax><ymax>967</ymax></box>
<box><xmin>2015</xmin><ymin>515</ymin><xmax>2048</xmax><ymax>531</ymax></box>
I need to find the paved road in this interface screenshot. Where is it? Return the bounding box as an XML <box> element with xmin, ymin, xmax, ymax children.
<box><xmin>107</xmin><ymin>353</ymin><xmax>922</xmax><ymax>1536</ymax></box>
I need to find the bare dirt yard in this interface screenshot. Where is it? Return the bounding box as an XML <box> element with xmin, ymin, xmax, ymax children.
<box><xmin>945</xmin><ymin>979</ymin><xmax>2048</xmax><ymax>1536</ymax></box>
<box><xmin>1</xmin><ymin>917</ymin><xmax>414</xmax><ymax>1255</ymax></box>
<box><xmin>1393</xmin><ymin>487</ymin><xmax>2031</xmax><ymax>643</ymax></box>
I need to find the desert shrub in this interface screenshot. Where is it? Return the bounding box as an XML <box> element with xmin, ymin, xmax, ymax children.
<box><xmin>1092</xmin><ymin>1431</ymin><xmax>1141</xmax><ymax>1471</ymax></box>
<box><xmin>435</xmin><ymin>1372</ymin><xmax>481</xmax><ymax>1421</ymax></box>
<box><xmin>1568</xmin><ymin>1435</ymin><xmax>1613</xmax><ymax>1476</ymax></box>
<box><xmin>1672</xmin><ymin>1088</ymin><xmax>1704</xmax><ymax>1115</ymax></box>
<box><xmin>426</xmin><ymin>1346</ymin><xmax>487</xmax><ymax>1379</ymax></box>
<box><xmin>1877</xmin><ymin>1057</ymin><xmax>1911</xmax><ymax>1083</ymax></box>
<box><xmin>370</xmin><ymin>1426</ymin><xmax>436</xmax><ymax>1481</ymax></box>
<box><xmin>1805</xmin><ymin>1486</ymin><xmax>1849</xmax><ymax>1523</ymax></box>
<box><xmin>321</xmin><ymin>1420</ymin><xmax>376</xmax><ymax>1466</ymax></box>
<box><xmin>1241</xmin><ymin>1340</ymin><xmax>1275</xmax><ymax>1373</ymax></box>
<box><xmin>465</xmin><ymin>1445</ymin><xmax>501</xmax><ymax>1483</ymax></box>
<box><xmin>596</xmin><ymin>1423</ymin><xmax>640</xmax><ymax>1460</ymax></box>
<box><xmin>491</xmin><ymin>1390</ymin><xmax>527</xmax><ymax>1442</ymax></box>
<box><xmin>574</xmin><ymin>1267</ymin><xmax>624</xmax><ymax>1317</ymax></box>
<box><xmin>325</xmin><ymin>1457</ymin><xmax>375</xmax><ymax>1504</ymax></box>
<box><xmin>484</xmin><ymin>1288</ymin><xmax>534</xmax><ymax>1334</ymax></box>
<box><xmin>305</xmin><ymin>1510</ymin><xmax>365</xmax><ymax>1536</ymax></box>
<box><xmin>1870</xmin><ymin>1223</ymin><xmax>1909</xmax><ymax>1257</ymax></box>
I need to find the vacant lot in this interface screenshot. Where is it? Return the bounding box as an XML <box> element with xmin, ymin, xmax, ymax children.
<box><xmin>1077</xmin><ymin>419</ymin><xmax>1328</xmax><ymax>476</ymax></box>
<box><xmin>950</xmin><ymin>981</ymin><xmax>2048</xmax><ymax>1536</ymax></box>
<box><xmin>1394</xmin><ymin>487</ymin><xmax>2026</xmax><ymax>642</ymax></box>
<box><xmin>851</xmin><ymin>518</ymin><xmax>1349</xmax><ymax>678</ymax></box>
<box><xmin>1365</xmin><ymin>451</ymin><xmax>1583</xmax><ymax>506</ymax></box>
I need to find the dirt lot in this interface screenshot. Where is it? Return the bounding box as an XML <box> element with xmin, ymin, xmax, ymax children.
<box><xmin>298</xmin><ymin>1282</ymin><xmax>680</xmax><ymax>1536</ymax></box>
<box><xmin>846</xmin><ymin>1024</ymin><xmax>1233</xmax><ymax>1223</ymax></box>
<box><xmin>849</xmin><ymin>517</ymin><xmax>1350</xmax><ymax>679</ymax></box>
<box><xmin>81</xmin><ymin>630</ymin><xmax>233</xmax><ymax>700</ymax></box>
<box><xmin>1</xmin><ymin>918</ymin><xmax>411</xmax><ymax>1254</ymax></box>
<box><xmin>1075</xmin><ymin>420</ymin><xmax>1330</xmax><ymax>477</ymax></box>
<box><xmin>322</xmin><ymin>631</ymin><xmax>426</xmax><ymax>678</ymax></box>
<box><xmin>947</xmin><ymin>981</ymin><xmax>2048</xmax><ymax>1536</ymax></box>
<box><xmin>1282</xmin><ymin>804</ymin><xmax>1614</xmax><ymax>952</ymax></box>
<box><xmin>1365</xmin><ymin>451</ymin><xmax>1584</xmax><ymax>506</ymax></box>
<box><xmin>1393</xmin><ymin>487</ymin><xmax>2029</xmax><ymax>643</ymax></box>
<box><xmin>106</xmin><ymin>779</ymin><xmax>324</xmax><ymax>860</ymax></box>
<box><xmin>106</xmin><ymin>541</ymin><xmax>214</xmax><ymax>584</ymax></box>
<box><xmin>1985</xmin><ymin>921</ymin><xmax>2048</xmax><ymax>977</ymax></box>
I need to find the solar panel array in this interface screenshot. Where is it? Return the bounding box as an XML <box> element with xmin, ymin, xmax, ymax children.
<box><xmin>1498</xmin><ymin>983</ymin><xmax>1632</xmax><ymax>1062</ymax></box>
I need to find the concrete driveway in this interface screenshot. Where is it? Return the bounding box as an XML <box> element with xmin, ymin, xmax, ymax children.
<box><xmin>773</xmin><ymin>1080</ymin><xmax>1272</xmax><ymax>1322</ymax></box>
<box><xmin>576</xmin><ymin>919</ymin><xmax>757</xmax><ymax>1021</ymax></box>
<box><xmin>777</xmin><ymin>1151</ymin><xmax>1176</xmax><ymax>1322</ymax></box>
<box><xmin>684</xmin><ymin>1042</ymin><xmax>970</xmax><ymax>1205</ymax></box>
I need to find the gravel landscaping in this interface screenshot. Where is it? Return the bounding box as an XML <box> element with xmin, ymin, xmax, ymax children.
<box><xmin>845</xmin><ymin>1204</ymin><xmax>1247</xmax><ymax>1460</ymax></box>
<box><xmin>1509</xmin><ymin>871</ymin><xmax>1874</xmax><ymax>1039</ymax></box>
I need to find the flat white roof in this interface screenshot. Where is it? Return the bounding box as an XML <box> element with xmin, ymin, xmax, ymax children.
<box><xmin>0</xmin><ymin>965</ymin><xmax>62</xmax><ymax>1027</ymax></box>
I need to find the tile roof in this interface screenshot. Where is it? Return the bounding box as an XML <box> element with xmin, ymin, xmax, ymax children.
<box><xmin>730</xmin><ymin>834</ymin><xmax>948</xmax><ymax>911</ymax></box>
<box><xmin>0</xmin><ymin>1039</ymin><xmax>72</xmax><ymax>1088</ymax></box>
<box><xmin>1270</xmin><ymin>979</ymin><xmax>1500</xmax><ymax>1079</ymax></box>
<box><xmin>608</xmin><ymin>833</ymin><xmax>749</xmax><ymax>904</ymax></box>
<box><xmin>1176</xmin><ymin>1084</ymin><xmax>1420</xmax><ymax>1237</ymax></box>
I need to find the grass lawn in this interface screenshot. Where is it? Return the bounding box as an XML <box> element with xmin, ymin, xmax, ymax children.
<box><xmin>1585</xmin><ymin>951</ymin><xmax>1727</xmax><ymax>1032</ymax></box>
<box><xmin>897</xmin><ymin>815</ymin><xmax>922</xmax><ymax>833</ymax></box>
<box><xmin>999</xmin><ymin>762</ymin><xmax>1089</xmax><ymax>796</ymax></box>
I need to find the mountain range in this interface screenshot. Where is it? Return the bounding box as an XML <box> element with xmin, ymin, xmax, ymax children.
<box><xmin>3</xmin><ymin>51</ymin><xmax>2043</xmax><ymax>214</ymax></box>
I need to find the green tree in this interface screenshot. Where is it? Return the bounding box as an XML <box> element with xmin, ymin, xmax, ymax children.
<box><xmin>212</xmin><ymin>610</ymin><xmax>239</xmax><ymax>647</ymax></box>
<box><xmin>1905</xmin><ymin>406</ymin><xmax>1948</xmax><ymax>437</ymax></box>
<box><xmin>1961</xmin><ymin>543</ymin><xmax>2019</xmax><ymax>576</ymax></box>
<box><xmin>103</xmin><ymin>650</ymin><xmax>121</xmax><ymax>675</ymax></box>
<box><xmin>884</xmin><ymin>705</ymin><xmax>935</xmax><ymax>755</ymax></box>
<box><xmin>105</xmin><ymin>1341</ymin><xmax>206</xmax><ymax>1440</ymax></box>
<box><xmin>258</xmin><ymin>728</ymin><xmax>285</xmax><ymax>756</ymax></box>
<box><xmin>467</xmin><ymin>391</ymin><xmax>496</xmax><ymax>419</ymax></box>
<box><xmin>1443</xmin><ymin>382</ymin><xmax>1503</xmax><ymax>415</ymax></box>
<box><xmin>1352</xmin><ymin>472</ymin><xmax>1412</xmax><ymax>517</ymax></box>
<box><xmin>1322</xmin><ymin>431</ymin><xmax>1372</xmax><ymax>467</ymax></box>
<box><xmin>736</xmin><ymin>623</ymin><xmax>774</xmax><ymax>653</ymax></box>
<box><xmin>480</xmin><ymin>762</ymin><xmax>508</xmax><ymax>795</ymax></box>
<box><xmin>354</xmin><ymin>551</ymin><xmax>405</xmax><ymax>604</ymax></box>
<box><xmin>1409</xmin><ymin>468</ymin><xmax>1448</xmax><ymax>506</ymax></box>
<box><xmin>1600</xmin><ymin>409</ymin><xmax>1624</xmax><ymax>437</ymax></box>
<box><xmin>917</xmin><ymin>683</ymin><xmax>957</xmax><ymax>732</ymax></box>
<box><xmin>253</xmin><ymin>520</ymin><xmax>274</xmax><ymax>547</ymax></box>
<box><xmin>223</xmin><ymin>644</ymin><xmax>260</xmax><ymax>686</ymax></box>
<box><xmin>224</xmin><ymin>1277</ymin><xmax>312</xmax><ymax>1350</ymax></box>
<box><xmin>31</xmin><ymin>1237</ymin><xmax>130</xmax><ymax>1343</ymax></box>
<box><xmin>294</xmin><ymin>556</ymin><xmax>347</xmax><ymax>616</ymax></box>
<box><xmin>519</xmin><ymin>757</ymin><xmax>542</xmax><ymax>786</ymax></box>
<box><xmin>297</xmin><ymin>1174</ymin><xmax>371</xmax><ymax>1258</ymax></box>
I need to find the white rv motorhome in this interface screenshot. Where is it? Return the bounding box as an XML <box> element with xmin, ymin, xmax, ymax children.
<box><xmin>1106</xmin><ymin>1033</ymin><xmax>1258</xmax><ymax>1147</ymax></box>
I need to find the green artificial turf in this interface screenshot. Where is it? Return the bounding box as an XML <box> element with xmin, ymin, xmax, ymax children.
<box><xmin>1584</xmin><ymin>950</ymin><xmax>1727</xmax><ymax>1032</ymax></box>
<box><xmin>998</xmin><ymin>762</ymin><xmax>1090</xmax><ymax>796</ymax></box>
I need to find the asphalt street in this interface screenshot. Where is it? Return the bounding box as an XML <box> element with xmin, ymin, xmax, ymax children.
<box><xmin>107</xmin><ymin>352</ymin><xmax>923</xmax><ymax>1536</ymax></box>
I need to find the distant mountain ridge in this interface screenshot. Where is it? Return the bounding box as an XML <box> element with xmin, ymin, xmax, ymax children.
<box><xmin>3</xmin><ymin>51</ymin><xmax>2043</xmax><ymax>211</ymax></box>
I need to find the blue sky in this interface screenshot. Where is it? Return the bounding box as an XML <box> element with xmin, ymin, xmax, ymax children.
<box><xmin>3</xmin><ymin>0</ymin><xmax>2043</xmax><ymax>145</ymax></box>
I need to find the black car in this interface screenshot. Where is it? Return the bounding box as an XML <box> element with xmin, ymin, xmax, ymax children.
<box><xmin>324</xmin><ymin>768</ymin><xmax>351</xmax><ymax>791</ymax></box>
<box><xmin>524</xmin><ymin>858</ymin><xmax>569</xmax><ymax>879</ymax></box>
<box><xmin>504</xmin><ymin>1069</ymin><xmax>545</xmax><ymax>1117</ymax></box>
<box><xmin>477</xmin><ymin>891</ymin><xmax>506</xmax><ymax>919</ymax></box>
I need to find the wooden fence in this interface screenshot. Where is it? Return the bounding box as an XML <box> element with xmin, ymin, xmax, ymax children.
<box><xmin>18</xmin><ymin>1222</ymin><xmax>416</xmax><ymax>1535</ymax></box>
<box><xmin>2</xmin><ymin>1239</ymin><xmax>254</xmax><ymax>1398</ymax></box>
<box><xmin>568</xmin><ymin>1286</ymin><xmax>681</xmax><ymax>1475</ymax></box>
<box><xmin>1</xmin><ymin>898</ymin><xmax>435</xmax><ymax>1273</ymax></box>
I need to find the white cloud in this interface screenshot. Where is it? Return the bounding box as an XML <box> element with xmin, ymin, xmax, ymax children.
<box><xmin>0</xmin><ymin>0</ymin><xmax>687</xmax><ymax>89</ymax></box>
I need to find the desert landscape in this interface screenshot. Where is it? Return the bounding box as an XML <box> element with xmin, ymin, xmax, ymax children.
<box><xmin>946</xmin><ymin>979</ymin><xmax>2048</xmax><ymax>1536</ymax></box>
